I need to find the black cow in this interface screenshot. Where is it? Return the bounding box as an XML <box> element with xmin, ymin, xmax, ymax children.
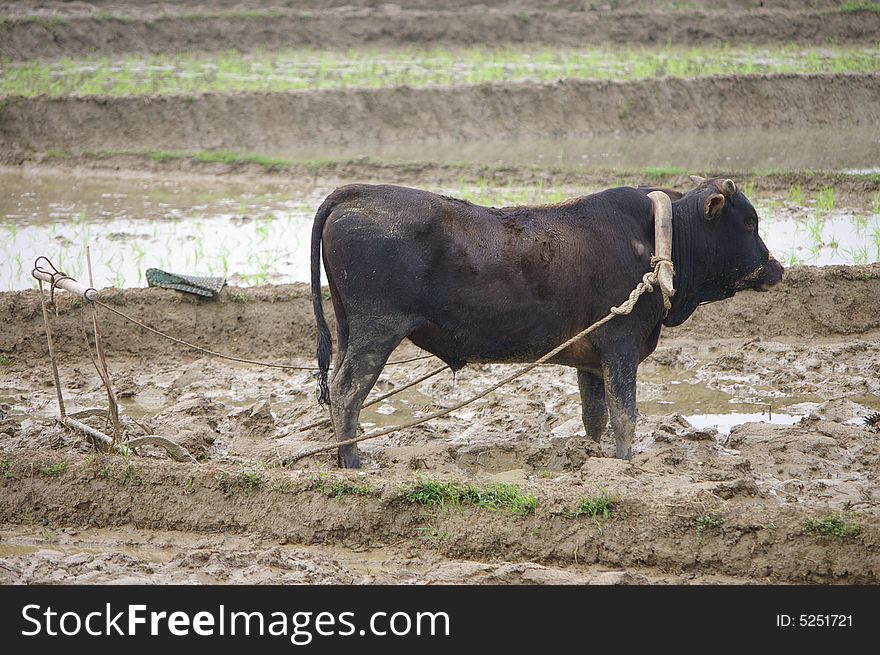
<box><xmin>310</xmin><ymin>177</ymin><xmax>783</xmax><ymax>467</ymax></box>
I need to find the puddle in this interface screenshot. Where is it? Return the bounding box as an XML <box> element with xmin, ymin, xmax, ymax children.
<box><xmin>684</xmin><ymin>411</ymin><xmax>804</xmax><ymax>434</ymax></box>
<box><xmin>2</xmin><ymin>167</ymin><xmax>878</xmax><ymax>291</ymax></box>
<box><xmin>0</xmin><ymin>533</ymin><xmax>179</xmax><ymax>563</ymax></box>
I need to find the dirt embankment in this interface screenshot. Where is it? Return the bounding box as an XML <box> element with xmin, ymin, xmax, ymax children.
<box><xmin>3</xmin><ymin>74</ymin><xmax>878</xmax><ymax>155</ymax></box>
<box><xmin>3</xmin><ymin>265</ymin><xmax>879</xmax><ymax>364</ymax></box>
<box><xmin>1</xmin><ymin>1</ymin><xmax>859</xmax><ymax>17</ymax></box>
<box><xmin>2</xmin><ymin>7</ymin><xmax>878</xmax><ymax>60</ymax></box>
<box><xmin>1</xmin><ymin>450</ymin><xmax>877</xmax><ymax>584</ymax></box>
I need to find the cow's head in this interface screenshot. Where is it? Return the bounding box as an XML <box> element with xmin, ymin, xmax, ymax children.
<box><xmin>664</xmin><ymin>175</ymin><xmax>784</xmax><ymax>327</ymax></box>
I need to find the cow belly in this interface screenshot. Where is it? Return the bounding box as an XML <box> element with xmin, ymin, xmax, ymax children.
<box><xmin>407</xmin><ymin>319</ymin><xmax>601</xmax><ymax>370</ymax></box>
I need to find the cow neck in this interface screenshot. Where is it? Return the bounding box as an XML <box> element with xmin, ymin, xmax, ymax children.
<box><xmin>665</xmin><ymin>201</ymin><xmax>699</xmax><ymax>327</ymax></box>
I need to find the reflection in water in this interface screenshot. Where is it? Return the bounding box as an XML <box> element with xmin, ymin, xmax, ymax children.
<box><xmin>684</xmin><ymin>411</ymin><xmax>803</xmax><ymax>435</ymax></box>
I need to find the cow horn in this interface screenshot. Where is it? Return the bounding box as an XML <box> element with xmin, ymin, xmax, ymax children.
<box><xmin>689</xmin><ymin>175</ymin><xmax>707</xmax><ymax>186</ymax></box>
<box><xmin>722</xmin><ymin>178</ymin><xmax>737</xmax><ymax>195</ymax></box>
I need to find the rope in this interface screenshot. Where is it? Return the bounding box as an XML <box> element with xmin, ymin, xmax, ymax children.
<box><xmin>297</xmin><ymin>363</ymin><xmax>450</xmax><ymax>432</ymax></box>
<box><xmin>91</xmin><ymin>299</ymin><xmax>433</xmax><ymax>370</ymax></box>
<box><xmin>33</xmin><ymin>257</ymin><xmax>432</xmax><ymax>371</ymax></box>
<box><xmin>287</xmin><ymin>257</ymin><xmax>673</xmax><ymax>463</ymax></box>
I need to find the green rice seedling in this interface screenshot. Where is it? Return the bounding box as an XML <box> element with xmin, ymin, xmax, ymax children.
<box><xmin>806</xmin><ymin>212</ymin><xmax>825</xmax><ymax>245</ymax></box>
<box><xmin>780</xmin><ymin>249</ymin><xmax>804</xmax><ymax>267</ymax></box>
<box><xmin>828</xmin><ymin>233</ymin><xmax>840</xmax><ymax>256</ymax></box>
<box><xmin>786</xmin><ymin>184</ymin><xmax>803</xmax><ymax>205</ymax></box>
<box><xmin>854</xmin><ymin>215</ymin><xmax>869</xmax><ymax>236</ymax></box>
<box><xmin>817</xmin><ymin>186</ymin><xmax>834</xmax><ymax>214</ymax></box>
<box><xmin>846</xmin><ymin>245</ymin><xmax>869</xmax><ymax>265</ymax></box>
<box><xmin>3</xmin><ymin>45</ymin><xmax>879</xmax><ymax>97</ymax></box>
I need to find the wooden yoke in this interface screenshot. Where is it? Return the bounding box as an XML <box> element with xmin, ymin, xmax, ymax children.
<box><xmin>647</xmin><ymin>190</ymin><xmax>675</xmax><ymax>304</ymax></box>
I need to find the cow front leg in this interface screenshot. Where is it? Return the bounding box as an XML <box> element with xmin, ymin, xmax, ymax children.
<box><xmin>602</xmin><ymin>355</ymin><xmax>638</xmax><ymax>460</ymax></box>
<box><xmin>577</xmin><ymin>369</ymin><xmax>607</xmax><ymax>441</ymax></box>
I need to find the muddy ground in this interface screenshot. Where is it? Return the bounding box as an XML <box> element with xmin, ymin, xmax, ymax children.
<box><xmin>1</xmin><ymin>265</ymin><xmax>879</xmax><ymax>584</ymax></box>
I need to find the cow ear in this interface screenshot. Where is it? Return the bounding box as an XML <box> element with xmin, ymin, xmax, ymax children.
<box><xmin>689</xmin><ymin>175</ymin><xmax>707</xmax><ymax>186</ymax></box>
<box><xmin>704</xmin><ymin>193</ymin><xmax>725</xmax><ymax>218</ymax></box>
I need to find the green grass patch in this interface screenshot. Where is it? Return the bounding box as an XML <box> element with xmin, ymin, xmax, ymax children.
<box><xmin>0</xmin><ymin>15</ymin><xmax>67</xmax><ymax>26</ymax></box>
<box><xmin>39</xmin><ymin>461</ymin><xmax>66</xmax><ymax>477</ymax></box>
<box><xmin>2</xmin><ymin>44</ymin><xmax>879</xmax><ymax>98</ymax></box>
<box><xmin>146</xmin><ymin>150</ymin><xmax>289</xmax><ymax>169</ymax></box>
<box><xmin>562</xmin><ymin>489</ymin><xmax>620</xmax><ymax>526</ymax></box>
<box><xmin>234</xmin><ymin>466</ymin><xmax>263</xmax><ymax>489</ymax></box>
<box><xmin>802</xmin><ymin>513</ymin><xmax>863</xmax><ymax>539</ymax></box>
<box><xmin>402</xmin><ymin>478</ymin><xmax>537</xmax><ymax>517</ymax></box>
<box><xmin>216</xmin><ymin>465</ymin><xmax>264</xmax><ymax>490</ymax></box>
<box><xmin>312</xmin><ymin>472</ymin><xmax>372</xmax><ymax>499</ymax></box>
<box><xmin>694</xmin><ymin>511</ymin><xmax>724</xmax><ymax>543</ymax></box>
<box><xmin>642</xmin><ymin>166</ymin><xmax>688</xmax><ymax>180</ymax></box>
<box><xmin>832</xmin><ymin>2</ymin><xmax>880</xmax><ymax>14</ymax></box>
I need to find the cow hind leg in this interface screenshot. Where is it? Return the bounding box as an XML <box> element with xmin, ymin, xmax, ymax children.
<box><xmin>329</xmin><ymin>320</ymin><xmax>411</xmax><ymax>468</ymax></box>
<box><xmin>577</xmin><ymin>369</ymin><xmax>607</xmax><ymax>441</ymax></box>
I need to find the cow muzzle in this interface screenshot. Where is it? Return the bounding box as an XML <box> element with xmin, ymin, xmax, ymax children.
<box><xmin>736</xmin><ymin>253</ymin><xmax>784</xmax><ymax>292</ymax></box>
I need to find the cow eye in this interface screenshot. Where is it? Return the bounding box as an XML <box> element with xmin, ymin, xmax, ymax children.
<box><xmin>744</xmin><ymin>214</ymin><xmax>757</xmax><ymax>231</ymax></box>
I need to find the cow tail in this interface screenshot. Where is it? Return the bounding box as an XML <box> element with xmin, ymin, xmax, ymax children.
<box><xmin>311</xmin><ymin>197</ymin><xmax>334</xmax><ymax>406</ymax></box>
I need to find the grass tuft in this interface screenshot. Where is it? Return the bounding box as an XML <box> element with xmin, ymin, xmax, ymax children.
<box><xmin>802</xmin><ymin>513</ymin><xmax>862</xmax><ymax>539</ymax></box>
<box><xmin>832</xmin><ymin>2</ymin><xmax>880</xmax><ymax>14</ymax></box>
<box><xmin>312</xmin><ymin>472</ymin><xmax>372</xmax><ymax>499</ymax></box>
<box><xmin>402</xmin><ymin>477</ymin><xmax>537</xmax><ymax>516</ymax></box>
<box><xmin>562</xmin><ymin>489</ymin><xmax>619</xmax><ymax>526</ymax></box>
<box><xmin>694</xmin><ymin>511</ymin><xmax>724</xmax><ymax>543</ymax></box>
<box><xmin>39</xmin><ymin>461</ymin><xmax>67</xmax><ymax>477</ymax></box>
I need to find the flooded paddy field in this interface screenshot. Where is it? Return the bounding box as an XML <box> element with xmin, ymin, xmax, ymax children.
<box><xmin>1</xmin><ymin>165</ymin><xmax>878</xmax><ymax>290</ymax></box>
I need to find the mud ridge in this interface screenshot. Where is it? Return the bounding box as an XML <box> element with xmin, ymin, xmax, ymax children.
<box><xmin>3</xmin><ymin>74</ymin><xmax>879</xmax><ymax>155</ymax></box>
<box><xmin>0</xmin><ymin>452</ymin><xmax>876</xmax><ymax>583</ymax></box>
<box><xmin>3</xmin><ymin>8</ymin><xmax>879</xmax><ymax>60</ymax></box>
<box><xmin>2</xmin><ymin>265</ymin><xmax>878</xmax><ymax>364</ymax></box>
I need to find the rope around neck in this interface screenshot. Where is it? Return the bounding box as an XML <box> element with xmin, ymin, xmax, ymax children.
<box><xmin>287</xmin><ymin>256</ymin><xmax>674</xmax><ymax>464</ymax></box>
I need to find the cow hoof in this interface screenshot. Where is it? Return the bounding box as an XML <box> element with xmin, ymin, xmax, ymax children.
<box><xmin>337</xmin><ymin>446</ymin><xmax>361</xmax><ymax>469</ymax></box>
<box><xmin>616</xmin><ymin>446</ymin><xmax>633</xmax><ymax>460</ymax></box>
